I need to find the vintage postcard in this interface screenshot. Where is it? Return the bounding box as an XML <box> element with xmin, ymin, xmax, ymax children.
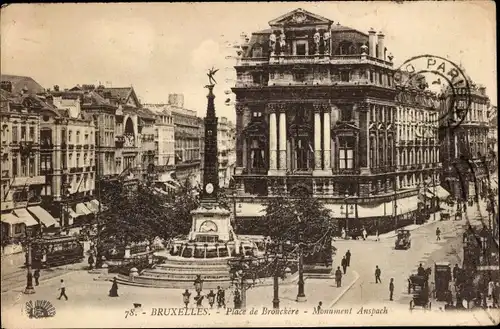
<box><xmin>1</xmin><ymin>1</ymin><xmax>498</xmax><ymax>327</ymax></box>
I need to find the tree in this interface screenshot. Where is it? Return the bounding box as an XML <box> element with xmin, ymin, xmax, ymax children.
<box><xmin>263</xmin><ymin>189</ymin><xmax>335</xmax><ymax>245</ymax></box>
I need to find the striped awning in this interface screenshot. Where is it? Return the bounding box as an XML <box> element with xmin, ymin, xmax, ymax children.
<box><xmin>12</xmin><ymin>208</ymin><xmax>39</xmax><ymax>226</ymax></box>
<box><xmin>434</xmin><ymin>186</ymin><xmax>451</xmax><ymax>200</ymax></box>
<box><xmin>357</xmin><ymin>202</ymin><xmax>393</xmax><ymax>218</ymax></box>
<box><xmin>1</xmin><ymin>213</ymin><xmax>25</xmax><ymax>225</ymax></box>
<box><xmin>27</xmin><ymin>206</ymin><xmax>58</xmax><ymax>227</ymax></box>
<box><xmin>75</xmin><ymin>203</ymin><xmax>92</xmax><ymax>216</ymax></box>
<box><xmin>396</xmin><ymin>196</ymin><xmax>420</xmax><ymax>214</ymax></box>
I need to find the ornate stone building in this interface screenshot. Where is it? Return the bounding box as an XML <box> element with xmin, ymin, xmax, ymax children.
<box><xmin>231</xmin><ymin>8</ymin><xmax>414</xmax><ymax>233</ymax></box>
<box><xmin>440</xmin><ymin>80</ymin><xmax>492</xmax><ymax>200</ymax></box>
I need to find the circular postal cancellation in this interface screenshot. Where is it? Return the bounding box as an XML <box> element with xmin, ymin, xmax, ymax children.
<box><xmin>394</xmin><ymin>54</ymin><xmax>472</xmax><ymax>129</ymax></box>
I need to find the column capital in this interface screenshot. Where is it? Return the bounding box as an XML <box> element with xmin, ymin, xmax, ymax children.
<box><xmin>266</xmin><ymin>103</ymin><xmax>277</xmax><ymax>113</ymax></box>
<box><xmin>313</xmin><ymin>103</ymin><xmax>326</xmax><ymax>113</ymax></box>
<box><xmin>277</xmin><ymin>104</ymin><xmax>286</xmax><ymax>113</ymax></box>
<box><xmin>356</xmin><ymin>102</ymin><xmax>369</xmax><ymax>112</ymax></box>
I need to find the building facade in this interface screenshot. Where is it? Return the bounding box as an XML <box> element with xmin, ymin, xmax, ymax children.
<box><xmin>217</xmin><ymin>117</ymin><xmax>236</xmax><ymax>188</ymax></box>
<box><xmin>170</xmin><ymin>94</ymin><xmax>201</xmax><ymax>187</ymax></box>
<box><xmin>231</xmin><ymin>8</ymin><xmax>418</xmax><ymax>233</ymax></box>
<box><xmin>40</xmin><ymin>93</ymin><xmax>97</xmax><ymax>226</ymax></box>
<box><xmin>487</xmin><ymin>105</ymin><xmax>498</xmax><ymax>172</ymax></box>
<box><xmin>1</xmin><ymin>79</ymin><xmax>48</xmax><ymax>241</ymax></box>
<box><xmin>440</xmin><ymin>81</ymin><xmax>492</xmax><ymax>200</ymax></box>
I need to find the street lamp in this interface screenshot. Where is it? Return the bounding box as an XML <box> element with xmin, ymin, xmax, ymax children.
<box><xmin>344</xmin><ymin>193</ymin><xmax>349</xmax><ymax>233</ymax></box>
<box><xmin>24</xmin><ymin>226</ymin><xmax>35</xmax><ymax>294</ymax></box>
<box><xmin>182</xmin><ymin>289</ymin><xmax>191</xmax><ymax>308</ymax></box>
<box><xmin>295</xmin><ymin>210</ymin><xmax>306</xmax><ymax>302</ymax></box>
<box><xmin>194</xmin><ymin>274</ymin><xmax>203</xmax><ymax>297</ymax></box>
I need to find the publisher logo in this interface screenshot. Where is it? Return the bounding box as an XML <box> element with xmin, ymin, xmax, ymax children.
<box><xmin>25</xmin><ymin>300</ymin><xmax>56</xmax><ymax>319</ymax></box>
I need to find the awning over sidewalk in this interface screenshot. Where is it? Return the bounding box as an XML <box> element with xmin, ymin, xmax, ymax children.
<box><xmin>1</xmin><ymin>213</ymin><xmax>25</xmax><ymax>225</ymax></box>
<box><xmin>27</xmin><ymin>206</ymin><xmax>58</xmax><ymax>227</ymax></box>
<box><xmin>357</xmin><ymin>202</ymin><xmax>393</xmax><ymax>218</ymax></box>
<box><xmin>396</xmin><ymin>196</ymin><xmax>419</xmax><ymax>214</ymax></box>
<box><xmin>434</xmin><ymin>186</ymin><xmax>451</xmax><ymax>200</ymax></box>
<box><xmin>66</xmin><ymin>208</ymin><xmax>78</xmax><ymax>219</ymax></box>
<box><xmin>13</xmin><ymin>208</ymin><xmax>39</xmax><ymax>226</ymax></box>
<box><xmin>75</xmin><ymin>203</ymin><xmax>92</xmax><ymax>216</ymax></box>
<box><xmin>235</xmin><ymin>202</ymin><xmax>266</xmax><ymax>218</ymax></box>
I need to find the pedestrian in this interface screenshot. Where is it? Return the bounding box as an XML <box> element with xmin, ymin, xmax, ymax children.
<box><xmin>109</xmin><ymin>278</ymin><xmax>119</xmax><ymax>297</ymax></box>
<box><xmin>493</xmin><ymin>282</ymin><xmax>499</xmax><ymax>308</ymax></box>
<box><xmin>345</xmin><ymin>250</ymin><xmax>351</xmax><ymax>267</ymax></box>
<box><xmin>341</xmin><ymin>228</ymin><xmax>346</xmax><ymax>240</ymax></box>
<box><xmin>376</xmin><ymin>229</ymin><xmax>380</xmax><ymax>242</ymax></box>
<box><xmin>341</xmin><ymin>256</ymin><xmax>347</xmax><ymax>274</ymax></box>
<box><xmin>417</xmin><ymin>263</ymin><xmax>426</xmax><ymax>276</ymax></box>
<box><xmin>88</xmin><ymin>253</ymin><xmax>95</xmax><ymax>270</ymax></box>
<box><xmin>33</xmin><ymin>269</ymin><xmax>40</xmax><ymax>286</ymax></box>
<box><xmin>57</xmin><ymin>279</ymin><xmax>68</xmax><ymax>300</ymax></box>
<box><xmin>216</xmin><ymin>286</ymin><xmax>226</xmax><ymax>308</ymax></box>
<box><xmin>389</xmin><ymin>278</ymin><xmax>394</xmax><ymax>301</ymax></box>
<box><xmin>488</xmin><ymin>280</ymin><xmax>495</xmax><ymax>299</ymax></box>
<box><xmin>436</xmin><ymin>227</ymin><xmax>441</xmax><ymax>241</ymax></box>
<box><xmin>316</xmin><ymin>301</ymin><xmax>322</xmax><ymax>313</ymax></box>
<box><xmin>375</xmin><ymin>266</ymin><xmax>381</xmax><ymax>284</ymax></box>
<box><xmin>362</xmin><ymin>227</ymin><xmax>367</xmax><ymax>241</ymax></box>
<box><xmin>335</xmin><ymin>266</ymin><xmax>342</xmax><ymax>287</ymax></box>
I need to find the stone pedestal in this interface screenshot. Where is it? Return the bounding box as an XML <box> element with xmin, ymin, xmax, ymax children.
<box><xmin>189</xmin><ymin>202</ymin><xmax>232</xmax><ymax>242</ymax></box>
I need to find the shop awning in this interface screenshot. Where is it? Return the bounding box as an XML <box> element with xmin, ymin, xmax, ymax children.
<box><xmin>1</xmin><ymin>213</ymin><xmax>25</xmax><ymax>225</ymax></box>
<box><xmin>75</xmin><ymin>203</ymin><xmax>92</xmax><ymax>216</ymax></box>
<box><xmin>422</xmin><ymin>189</ymin><xmax>435</xmax><ymax>199</ymax></box>
<box><xmin>490</xmin><ymin>179</ymin><xmax>498</xmax><ymax>189</ymax></box>
<box><xmin>396</xmin><ymin>196</ymin><xmax>419</xmax><ymax>214</ymax></box>
<box><xmin>434</xmin><ymin>186</ymin><xmax>451</xmax><ymax>200</ymax></box>
<box><xmin>235</xmin><ymin>202</ymin><xmax>266</xmax><ymax>218</ymax></box>
<box><xmin>84</xmin><ymin>201</ymin><xmax>98</xmax><ymax>214</ymax></box>
<box><xmin>12</xmin><ymin>208</ymin><xmax>39</xmax><ymax>226</ymax></box>
<box><xmin>27</xmin><ymin>206</ymin><xmax>58</xmax><ymax>227</ymax></box>
<box><xmin>357</xmin><ymin>202</ymin><xmax>393</xmax><ymax>218</ymax></box>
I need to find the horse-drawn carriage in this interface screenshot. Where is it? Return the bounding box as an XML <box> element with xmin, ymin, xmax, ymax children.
<box><xmin>408</xmin><ymin>275</ymin><xmax>432</xmax><ymax>310</ymax></box>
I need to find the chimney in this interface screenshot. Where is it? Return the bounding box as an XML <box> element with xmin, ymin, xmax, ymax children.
<box><xmin>377</xmin><ymin>32</ymin><xmax>385</xmax><ymax>60</ymax></box>
<box><xmin>368</xmin><ymin>28</ymin><xmax>377</xmax><ymax>57</ymax></box>
<box><xmin>54</xmin><ymin>85</ymin><xmax>60</xmax><ymax>92</ymax></box>
<box><xmin>0</xmin><ymin>81</ymin><xmax>12</xmax><ymax>93</ymax></box>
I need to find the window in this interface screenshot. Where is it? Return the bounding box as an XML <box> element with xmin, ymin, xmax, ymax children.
<box><xmin>339</xmin><ymin>138</ymin><xmax>354</xmax><ymax>169</ymax></box>
<box><xmin>252</xmin><ymin>73</ymin><xmax>261</xmax><ymax>84</ymax></box>
<box><xmin>21</xmin><ymin>158</ymin><xmax>27</xmax><ymax>176</ymax></box>
<box><xmin>294</xmin><ymin>71</ymin><xmax>305</xmax><ymax>82</ymax></box>
<box><xmin>12</xmin><ymin>126</ymin><xmax>18</xmax><ymax>142</ymax></box>
<box><xmin>14</xmin><ymin>224</ymin><xmax>22</xmax><ymax>234</ymax></box>
<box><xmin>296</xmin><ymin>43</ymin><xmax>306</xmax><ymax>55</ymax></box>
<box><xmin>76</xmin><ymin>131</ymin><xmax>80</xmax><ymax>143</ymax></box>
<box><xmin>369</xmin><ymin>71</ymin><xmax>373</xmax><ymax>83</ymax></box>
<box><xmin>12</xmin><ymin>157</ymin><xmax>18</xmax><ymax>176</ymax></box>
<box><xmin>29</xmin><ymin>159</ymin><xmax>35</xmax><ymax>176</ymax></box>
<box><xmin>21</xmin><ymin>127</ymin><xmax>26</xmax><ymax>140</ymax></box>
<box><xmin>340</xmin><ymin>106</ymin><xmax>352</xmax><ymax>121</ymax></box>
<box><xmin>29</xmin><ymin>127</ymin><xmax>35</xmax><ymax>141</ymax></box>
<box><xmin>340</xmin><ymin>71</ymin><xmax>350</xmax><ymax>82</ymax></box>
<box><xmin>68</xmin><ymin>131</ymin><xmax>72</xmax><ymax>142</ymax></box>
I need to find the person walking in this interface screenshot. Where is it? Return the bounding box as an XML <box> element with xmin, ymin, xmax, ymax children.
<box><xmin>109</xmin><ymin>278</ymin><xmax>119</xmax><ymax>297</ymax></box>
<box><xmin>216</xmin><ymin>286</ymin><xmax>226</xmax><ymax>308</ymax></box>
<box><xmin>341</xmin><ymin>228</ymin><xmax>346</xmax><ymax>240</ymax></box>
<box><xmin>335</xmin><ymin>266</ymin><xmax>343</xmax><ymax>287</ymax></box>
<box><xmin>362</xmin><ymin>227</ymin><xmax>368</xmax><ymax>241</ymax></box>
<box><xmin>452</xmin><ymin>264</ymin><xmax>460</xmax><ymax>282</ymax></box>
<box><xmin>375</xmin><ymin>266</ymin><xmax>381</xmax><ymax>284</ymax></box>
<box><xmin>375</xmin><ymin>229</ymin><xmax>380</xmax><ymax>242</ymax></box>
<box><xmin>33</xmin><ymin>269</ymin><xmax>40</xmax><ymax>286</ymax></box>
<box><xmin>436</xmin><ymin>227</ymin><xmax>441</xmax><ymax>241</ymax></box>
<box><xmin>341</xmin><ymin>256</ymin><xmax>348</xmax><ymax>274</ymax></box>
<box><xmin>57</xmin><ymin>279</ymin><xmax>68</xmax><ymax>300</ymax></box>
<box><xmin>345</xmin><ymin>250</ymin><xmax>351</xmax><ymax>267</ymax></box>
<box><xmin>389</xmin><ymin>278</ymin><xmax>395</xmax><ymax>301</ymax></box>
<box><xmin>88</xmin><ymin>253</ymin><xmax>95</xmax><ymax>270</ymax></box>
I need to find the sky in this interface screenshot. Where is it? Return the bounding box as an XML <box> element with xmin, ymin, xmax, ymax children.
<box><xmin>1</xmin><ymin>2</ymin><xmax>497</xmax><ymax>121</ymax></box>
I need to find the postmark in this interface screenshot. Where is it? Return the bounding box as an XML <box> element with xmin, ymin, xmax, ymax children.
<box><xmin>394</xmin><ymin>54</ymin><xmax>472</xmax><ymax>128</ymax></box>
<box><xmin>24</xmin><ymin>299</ymin><xmax>56</xmax><ymax>319</ymax></box>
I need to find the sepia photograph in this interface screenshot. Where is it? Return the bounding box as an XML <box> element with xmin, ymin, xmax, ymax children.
<box><xmin>0</xmin><ymin>1</ymin><xmax>498</xmax><ymax>327</ymax></box>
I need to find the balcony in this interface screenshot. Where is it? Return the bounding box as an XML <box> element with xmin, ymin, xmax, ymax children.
<box><xmin>83</xmin><ymin>144</ymin><xmax>89</xmax><ymax>149</ymax></box>
<box><xmin>61</xmin><ymin>142</ymin><xmax>67</xmax><ymax>149</ymax></box>
<box><xmin>332</xmin><ymin>168</ymin><xmax>360</xmax><ymax>175</ymax></box>
<box><xmin>76</xmin><ymin>145</ymin><xmax>82</xmax><ymax>150</ymax></box>
<box><xmin>68</xmin><ymin>144</ymin><xmax>74</xmax><ymax>150</ymax></box>
<box><xmin>415</xmin><ymin>140</ymin><xmax>421</xmax><ymax>145</ymax></box>
<box><xmin>40</xmin><ymin>168</ymin><xmax>54</xmax><ymax>175</ymax></box>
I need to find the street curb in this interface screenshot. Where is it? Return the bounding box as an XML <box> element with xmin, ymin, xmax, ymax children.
<box><xmin>328</xmin><ymin>270</ymin><xmax>360</xmax><ymax>308</ymax></box>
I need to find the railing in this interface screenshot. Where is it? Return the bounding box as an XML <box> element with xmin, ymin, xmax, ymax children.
<box><xmin>76</xmin><ymin>145</ymin><xmax>82</xmax><ymax>149</ymax></box>
<box><xmin>83</xmin><ymin>145</ymin><xmax>89</xmax><ymax>149</ymax></box>
<box><xmin>68</xmin><ymin>144</ymin><xmax>74</xmax><ymax>150</ymax></box>
<box><xmin>40</xmin><ymin>168</ymin><xmax>53</xmax><ymax>175</ymax></box>
<box><xmin>332</xmin><ymin>168</ymin><xmax>360</xmax><ymax>175</ymax></box>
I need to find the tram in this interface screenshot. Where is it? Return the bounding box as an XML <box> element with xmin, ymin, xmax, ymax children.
<box><xmin>29</xmin><ymin>235</ymin><xmax>84</xmax><ymax>268</ymax></box>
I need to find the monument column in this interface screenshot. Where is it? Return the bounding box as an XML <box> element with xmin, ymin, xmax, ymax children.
<box><xmin>268</xmin><ymin>104</ymin><xmax>278</xmax><ymax>175</ymax></box>
<box><xmin>278</xmin><ymin>104</ymin><xmax>287</xmax><ymax>175</ymax></box>
<box><xmin>235</xmin><ymin>104</ymin><xmax>244</xmax><ymax>174</ymax></box>
<box><xmin>323</xmin><ymin>105</ymin><xmax>331</xmax><ymax>171</ymax></box>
